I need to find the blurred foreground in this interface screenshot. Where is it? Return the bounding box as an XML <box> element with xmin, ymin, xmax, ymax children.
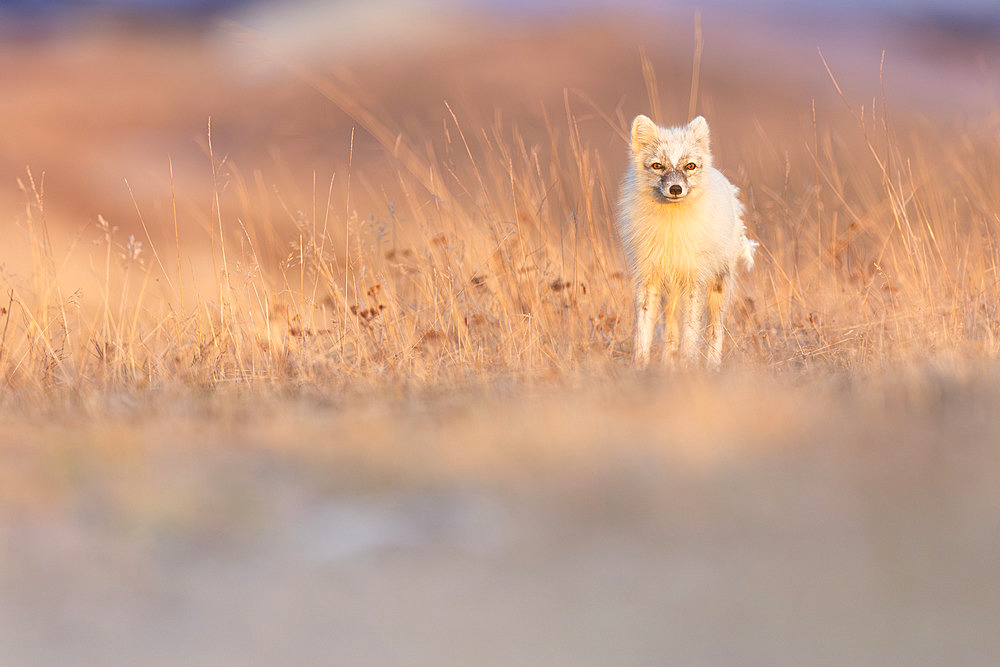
<box><xmin>3</xmin><ymin>367</ymin><xmax>1000</xmax><ymax>664</ymax></box>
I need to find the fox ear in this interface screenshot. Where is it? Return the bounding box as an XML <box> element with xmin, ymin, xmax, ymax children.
<box><xmin>688</xmin><ymin>116</ymin><xmax>710</xmax><ymax>148</ymax></box>
<box><xmin>631</xmin><ymin>115</ymin><xmax>658</xmax><ymax>153</ymax></box>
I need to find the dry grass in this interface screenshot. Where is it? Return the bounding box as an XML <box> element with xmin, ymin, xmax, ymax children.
<box><xmin>2</xmin><ymin>34</ymin><xmax>999</xmax><ymax>408</ymax></box>
<box><xmin>3</xmin><ymin>11</ymin><xmax>1000</xmax><ymax>662</ymax></box>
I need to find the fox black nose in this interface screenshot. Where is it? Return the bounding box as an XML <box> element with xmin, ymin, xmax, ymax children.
<box><xmin>669</xmin><ymin>185</ymin><xmax>683</xmax><ymax>196</ymax></box>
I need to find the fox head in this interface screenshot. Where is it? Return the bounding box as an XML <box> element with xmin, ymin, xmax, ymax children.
<box><xmin>630</xmin><ymin>115</ymin><xmax>713</xmax><ymax>203</ymax></box>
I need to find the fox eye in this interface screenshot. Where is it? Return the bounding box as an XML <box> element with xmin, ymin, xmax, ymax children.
<box><xmin>649</xmin><ymin>162</ymin><xmax>664</xmax><ymax>170</ymax></box>
<box><xmin>684</xmin><ymin>162</ymin><xmax>697</xmax><ymax>171</ymax></box>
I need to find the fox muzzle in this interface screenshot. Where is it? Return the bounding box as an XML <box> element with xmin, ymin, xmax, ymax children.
<box><xmin>658</xmin><ymin>171</ymin><xmax>687</xmax><ymax>200</ymax></box>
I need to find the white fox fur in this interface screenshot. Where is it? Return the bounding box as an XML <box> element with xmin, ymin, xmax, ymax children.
<box><xmin>618</xmin><ymin>115</ymin><xmax>756</xmax><ymax>369</ymax></box>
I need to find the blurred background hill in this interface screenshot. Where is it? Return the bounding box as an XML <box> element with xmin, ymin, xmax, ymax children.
<box><xmin>1</xmin><ymin>0</ymin><xmax>997</xmax><ymax>234</ymax></box>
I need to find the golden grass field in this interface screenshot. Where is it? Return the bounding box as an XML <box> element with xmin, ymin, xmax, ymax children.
<box><xmin>2</xmin><ymin>4</ymin><xmax>1000</xmax><ymax>663</ymax></box>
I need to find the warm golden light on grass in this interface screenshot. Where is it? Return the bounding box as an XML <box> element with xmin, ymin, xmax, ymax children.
<box><xmin>2</xmin><ymin>9</ymin><xmax>999</xmax><ymax>662</ymax></box>
<box><xmin>1</xmin><ymin>56</ymin><xmax>998</xmax><ymax>399</ymax></box>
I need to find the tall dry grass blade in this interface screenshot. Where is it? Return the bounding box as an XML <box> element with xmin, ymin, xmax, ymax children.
<box><xmin>688</xmin><ymin>11</ymin><xmax>703</xmax><ymax>120</ymax></box>
<box><xmin>640</xmin><ymin>47</ymin><xmax>661</xmax><ymax>121</ymax></box>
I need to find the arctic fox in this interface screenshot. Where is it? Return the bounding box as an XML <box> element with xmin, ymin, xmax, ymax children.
<box><xmin>618</xmin><ymin>115</ymin><xmax>756</xmax><ymax>369</ymax></box>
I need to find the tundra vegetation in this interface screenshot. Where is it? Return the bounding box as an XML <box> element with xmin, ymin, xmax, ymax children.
<box><xmin>1</xmin><ymin>13</ymin><xmax>999</xmax><ymax>663</ymax></box>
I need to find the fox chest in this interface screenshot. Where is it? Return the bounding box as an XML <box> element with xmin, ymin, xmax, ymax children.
<box><xmin>630</xmin><ymin>218</ymin><xmax>728</xmax><ymax>283</ymax></box>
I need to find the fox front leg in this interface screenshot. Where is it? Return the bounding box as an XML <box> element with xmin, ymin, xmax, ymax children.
<box><xmin>705</xmin><ymin>271</ymin><xmax>732</xmax><ymax>370</ymax></box>
<box><xmin>680</xmin><ymin>283</ymin><xmax>706</xmax><ymax>367</ymax></box>
<box><xmin>660</xmin><ymin>288</ymin><xmax>680</xmax><ymax>366</ymax></box>
<box><xmin>633</xmin><ymin>281</ymin><xmax>662</xmax><ymax>368</ymax></box>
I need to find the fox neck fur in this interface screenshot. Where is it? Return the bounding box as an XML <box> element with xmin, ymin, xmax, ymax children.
<box><xmin>619</xmin><ymin>166</ymin><xmax>744</xmax><ymax>287</ymax></box>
